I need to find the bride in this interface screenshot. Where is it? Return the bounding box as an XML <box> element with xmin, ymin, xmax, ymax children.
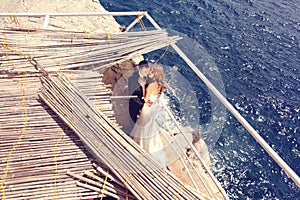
<box><xmin>130</xmin><ymin>64</ymin><xmax>169</xmax><ymax>166</ymax></box>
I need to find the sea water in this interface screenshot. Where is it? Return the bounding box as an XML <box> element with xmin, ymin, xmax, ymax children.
<box><xmin>100</xmin><ymin>0</ymin><xmax>300</xmax><ymax>199</ymax></box>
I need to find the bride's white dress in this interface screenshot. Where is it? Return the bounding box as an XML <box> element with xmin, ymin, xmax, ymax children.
<box><xmin>130</xmin><ymin>94</ymin><xmax>166</xmax><ymax>167</ymax></box>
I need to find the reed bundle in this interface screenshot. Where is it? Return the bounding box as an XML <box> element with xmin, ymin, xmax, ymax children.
<box><xmin>67</xmin><ymin>166</ymin><xmax>137</xmax><ymax>200</ymax></box>
<box><xmin>39</xmin><ymin>72</ymin><xmax>207</xmax><ymax>200</ymax></box>
<box><xmin>0</xmin><ymin>70</ymin><xmax>120</xmax><ymax>199</ymax></box>
<box><xmin>0</xmin><ymin>28</ymin><xmax>180</xmax><ymax>72</ymax></box>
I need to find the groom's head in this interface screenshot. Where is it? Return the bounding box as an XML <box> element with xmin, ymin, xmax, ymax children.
<box><xmin>138</xmin><ymin>60</ymin><xmax>150</xmax><ymax>77</ymax></box>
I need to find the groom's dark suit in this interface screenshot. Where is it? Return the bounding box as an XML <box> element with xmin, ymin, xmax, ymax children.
<box><xmin>128</xmin><ymin>70</ymin><xmax>145</xmax><ymax>123</ymax></box>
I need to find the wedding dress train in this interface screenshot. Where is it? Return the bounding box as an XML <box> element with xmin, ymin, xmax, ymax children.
<box><xmin>130</xmin><ymin>94</ymin><xmax>167</xmax><ymax>167</ymax></box>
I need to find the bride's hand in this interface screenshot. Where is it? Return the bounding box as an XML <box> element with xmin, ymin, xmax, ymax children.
<box><xmin>145</xmin><ymin>100</ymin><xmax>153</xmax><ymax>107</ymax></box>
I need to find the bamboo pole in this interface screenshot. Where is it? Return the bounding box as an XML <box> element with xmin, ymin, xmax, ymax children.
<box><xmin>84</xmin><ymin>170</ymin><xmax>136</xmax><ymax>199</ymax></box>
<box><xmin>76</xmin><ymin>181</ymin><xmax>118</xmax><ymax>199</ymax></box>
<box><xmin>67</xmin><ymin>171</ymin><xmax>120</xmax><ymax>199</ymax></box>
<box><xmin>0</xmin><ymin>11</ymin><xmax>148</xmax><ymax>17</ymax></box>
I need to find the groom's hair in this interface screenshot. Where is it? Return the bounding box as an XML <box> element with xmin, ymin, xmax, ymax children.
<box><xmin>138</xmin><ymin>60</ymin><xmax>149</xmax><ymax>68</ymax></box>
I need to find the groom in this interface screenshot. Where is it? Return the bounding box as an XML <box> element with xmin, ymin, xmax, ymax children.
<box><xmin>128</xmin><ymin>60</ymin><xmax>150</xmax><ymax>124</ymax></box>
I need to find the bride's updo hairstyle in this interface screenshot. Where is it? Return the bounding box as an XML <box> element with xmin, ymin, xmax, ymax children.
<box><xmin>152</xmin><ymin>64</ymin><xmax>169</xmax><ymax>92</ymax></box>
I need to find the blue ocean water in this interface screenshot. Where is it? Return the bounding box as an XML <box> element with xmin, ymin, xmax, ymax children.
<box><xmin>100</xmin><ymin>0</ymin><xmax>300</xmax><ymax>199</ymax></box>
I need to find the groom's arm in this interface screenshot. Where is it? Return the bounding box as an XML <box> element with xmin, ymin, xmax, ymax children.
<box><xmin>128</xmin><ymin>75</ymin><xmax>145</xmax><ymax>107</ymax></box>
<box><xmin>131</xmin><ymin>87</ymin><xmax>145</xmax><ymax>107</ymax></box>
<box><xmin>128</xmin><ymin>73</ymin><xmax>138</xmax><ymax>96</ymax></box>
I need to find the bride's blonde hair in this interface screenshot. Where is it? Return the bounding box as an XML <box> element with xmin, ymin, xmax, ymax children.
<box><xmin>151</xmin><ymin>64</ymin><xmax>169</xmax><ymax>92</ymax></box>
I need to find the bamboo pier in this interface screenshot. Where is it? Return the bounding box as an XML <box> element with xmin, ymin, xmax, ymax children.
<box><xmin>1</xmin><ymin>24</ymin><xmax>227</xmax><ymax>199</ymax></box>
<box><xmin>1</xmin><ymin>9</ymin><xmax>298</xmax><ymax>199</ymax></box>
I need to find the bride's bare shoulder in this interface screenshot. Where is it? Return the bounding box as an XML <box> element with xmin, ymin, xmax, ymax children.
<box><xmin>146</xmin><ymin>82</ymin><xmax>160</xmax><ymax>93</ymax></box>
